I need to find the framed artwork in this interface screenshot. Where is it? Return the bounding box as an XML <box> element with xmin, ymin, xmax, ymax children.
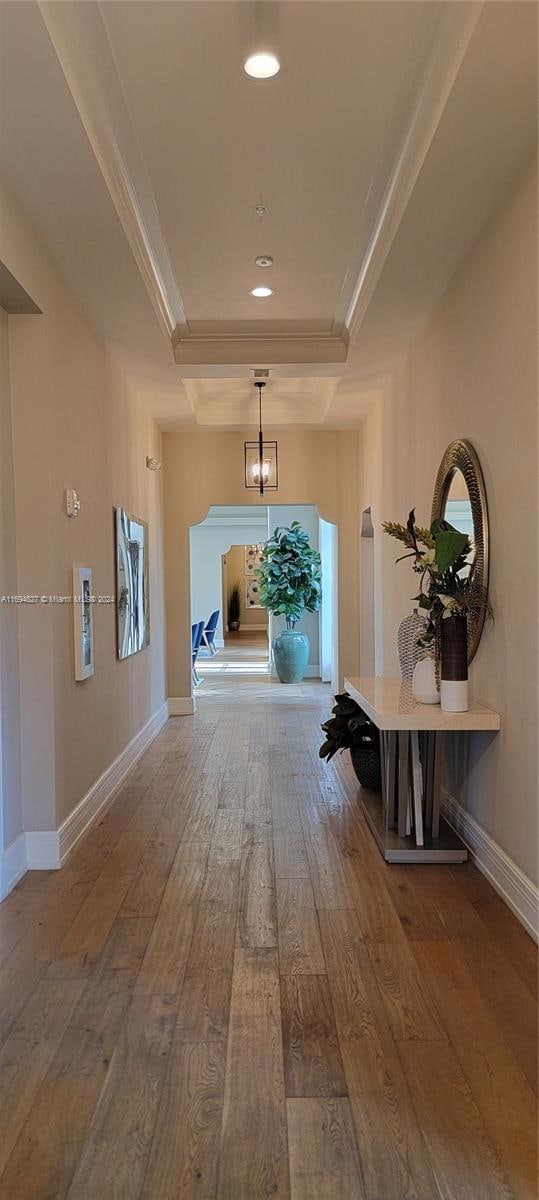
<box><xmin>245</xmin><ymin>576</ymin><xmax>263</xmax><ymax>608</ymax></box>
<box><xmin>73</xmin><ymin>566</ymin><xmax>94</xmax><ymax>680</ymax></box>
<box><xmin>244</xmin><ymin>544</ymin><xmax>263</xmax><ymax>575</ymax></box>
<box><xmin>115</xmin><ymin>507</ymin><xmax>150</xmax><ymax>660</ymax></box>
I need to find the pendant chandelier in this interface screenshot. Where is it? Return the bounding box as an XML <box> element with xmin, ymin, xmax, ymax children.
<box><xmin>244</xmin><ymin>380</ymin><xmax>278</xmax><ymax>494</ymax></box>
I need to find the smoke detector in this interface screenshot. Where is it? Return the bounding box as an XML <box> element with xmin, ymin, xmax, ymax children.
<box><xmin>255</xmin><ymin>255</ymin><xmax>273</xmax><ymax>268</ymax></box>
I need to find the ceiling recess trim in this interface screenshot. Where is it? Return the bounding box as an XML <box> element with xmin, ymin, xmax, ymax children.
<box><xmin>37</xmin><ymin>0</ymin><xmax>483</xmax><ymax>370</ymax></box>
<box><xmin>38</xmin><ymin>0</ymin><xmax>187</xmax><ymax>347</ymax></box>
<box><xmin>343</xmin><ymin>0</ymin><xmax>484</xmax><ymax>348</ymax></box>
<box><xmin>173</xmin><ymin>331</ymin><xmax>348</xmax><ymax>367</ymax></box>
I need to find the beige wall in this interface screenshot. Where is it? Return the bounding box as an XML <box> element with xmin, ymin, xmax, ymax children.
<box><xmin>163</xmin><ymin>429</ymin><xmax>361</xmax><ymax>697</ymax></box>
<box><xmin>1</xmin><ymin>180</ymin><xmax>166</xmax><ymax>835</ymax></box>
<box><xmin>362</xmin><ymin>159</ymin><xmax>538</xmax><ymax>883</ymax></box>
<box><xmin>225</xmin><ymin>545</ymin><xmax>268</xmax><ymax>629</ymax></box>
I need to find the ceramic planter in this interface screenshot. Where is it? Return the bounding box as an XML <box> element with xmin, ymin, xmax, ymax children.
<box><xmin>441</xmin><ymin>612</ymin><xmax>469</xmax><ymax>711</ymax></box>
<box><xmin>412</xmin><ymin>653</ymin><xmax>440</xmax><ymax>704</ymax></box>
<box><xmin>272</xmin><ymin>629</ymin><xmax>310</xmax><ymax>683</ymax></box>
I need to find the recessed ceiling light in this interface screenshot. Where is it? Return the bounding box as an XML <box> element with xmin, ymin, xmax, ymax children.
<box><xmin>250</xmin><ymin>286</ymin><xmax>274</xmax><ymax>298</ymax></box>
<box><xmin>255</xmin><ymin>255</ymin><xmax>273</xmax><ymax>268</ymax></box>
<box><xmin>243</xmin><ymin>52</ymin><xmax>281</xmax><ymax>80</ymax></box>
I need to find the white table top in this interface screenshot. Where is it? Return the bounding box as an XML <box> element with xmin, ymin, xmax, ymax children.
<box><xmin>344</xmin><ymin>677</ymin><xmax>501</xmax><ymax>732</ymax></box>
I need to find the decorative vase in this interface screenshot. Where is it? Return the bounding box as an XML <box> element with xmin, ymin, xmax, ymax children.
<box><xmin>440</xmin><ymin>612</ymin><xmax>469</xmax><ymax>712</ymax></box>
<box><xmin>398</xmin><ymin>609</ymin><xmax>427</xmax><ymax>682</ymax></box>
<box><xmin>272</xmin><ymin>629</ymin><xmax>310</xmax><ymax>683</ymax></box>
<box><xmin>412</xmin><ymin>653</ymin><xmax>440</xmax><ymax>704</ymax></box>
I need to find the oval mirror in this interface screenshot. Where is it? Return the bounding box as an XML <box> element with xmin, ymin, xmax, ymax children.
<box><xmin>431</xmin><ymin>440</ymin><xmax>489</xmax><ymax>663</ymax></box>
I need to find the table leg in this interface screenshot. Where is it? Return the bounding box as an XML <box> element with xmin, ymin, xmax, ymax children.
<box><xmin>386</xmin><ymin>731</ymin><xmax>397</xmax><ymax>830</ymax></box>
<box><xmin>410</xmin><ymin>731</ymin><xmax>424</xmax><ymax>847</ymax></box>
<box><xmin>432</xmin><ymin>731</ymin><xmax>443</xmax><ymax>839</ymax></box>
<box><xmin>380</xmin><ymin>731</ymin><xmax>387</xmax><ymax>827</ymax></box>
<box><xmin>423</xmin><ymin>732</ymin><xmax>435</xmax><ymax>830</ymax></box>
<box><xmin>397</xmin><ymin>731</ymin><xmax>410</xmax><ymax>838</ymax></box>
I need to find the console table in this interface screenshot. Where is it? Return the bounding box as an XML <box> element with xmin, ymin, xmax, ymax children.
<box><xmin>344</xmin><ymin>676</ymin><xmax>501</xmax><ymax>864</ymax></box>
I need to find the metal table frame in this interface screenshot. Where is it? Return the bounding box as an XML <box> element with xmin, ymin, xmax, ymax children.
<box><xmin>344</xmin><ymin>677</ymin><xmax>500</xmax><ymax>864</ymax></box>
<box><xmin>370</xmin><ymin>728</ymin><xmax>467</xmax><ymax>863</ymax></box>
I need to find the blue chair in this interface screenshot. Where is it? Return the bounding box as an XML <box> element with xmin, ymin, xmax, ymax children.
<box><xmin>202</xmin><ymin>610</ymin><xmax>220</xmax><ymax>656</ymax></box>
<box><xmin>192</xmin><ymin>620</ymin><xmax>205</xmax><ymax>687</ymax></box>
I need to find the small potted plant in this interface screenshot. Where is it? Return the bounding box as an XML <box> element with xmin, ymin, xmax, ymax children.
<box><xmin>257</xmin><ymin>522</ymin><xmax>321</xmax><ymax>683</ymax></box>
<box><xmin>319</xmin><ymin>692</ymin><xmax>381</xmax><ymax>791</ymax></box>
<box><xmin>227</xmin><ymin>582</ymin><xmax>241</xmax><ymax>632</ymax></box>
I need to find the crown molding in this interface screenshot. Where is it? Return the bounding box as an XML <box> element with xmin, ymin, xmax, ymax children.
<box><xmin>38</xmin><ymin>0</ymin><xmax>186</xmax><ymax>345</ymax></box>
<box><xmin>173</xmin><ymin>329</ymin><xmax>348</xmax><ymax>366</ymax></box>
<box><xmin>344</xmin><ymin>1</ymin><xmax>484</xmax><ymax>347</ymax></box>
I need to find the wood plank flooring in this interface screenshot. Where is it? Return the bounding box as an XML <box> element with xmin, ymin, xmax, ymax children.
<box><xmin>0</xmin><ymin>676</ymin><xmax>537</xmax><ymax>1199</ymax></box>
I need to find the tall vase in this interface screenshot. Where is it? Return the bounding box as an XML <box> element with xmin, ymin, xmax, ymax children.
<box><xmin>440</xmin><ymin>613</ymin><xmax>469</xmax><ymax>712</ymax></box>
<box><xmin>272</xmin><ymin>628</ymin><xmax>310</xmax><ymax>684</ymax></box>
<box><xmin>397</xmin><ymin>609</ymin><xmax>426</xmax><ymax>683</ymax></box>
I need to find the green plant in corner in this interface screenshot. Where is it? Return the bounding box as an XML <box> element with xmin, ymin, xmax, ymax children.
<box><xmin>257</xmin><ymin>521</ymin><xmax>322</xmax><ymax>628</ymax></box>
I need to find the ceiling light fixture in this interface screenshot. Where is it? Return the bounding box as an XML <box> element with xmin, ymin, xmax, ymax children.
<box><xmin>250</xmin><ymin>286</ymin><xmax>273</xmax><ymax>298</ymax></box>
<box><xmin>243</xmin><ymin>51</ymin><xmax>281</xmax><ymax>80</ymax></box>
<box><xmin>255</xmin><ymin>255</ymin><xmax>273</xmax><ymax>268</ymax></box>
<box><xmin>244</xmin><ymin>382</ymin><xmax>278</xmax><ymax>495</ymax></box>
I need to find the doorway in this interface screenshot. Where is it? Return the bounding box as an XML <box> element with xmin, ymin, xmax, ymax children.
<box><xmin>189</xmin><ymin>506</ymin><xmax>270</xmax><ymax>681</ymax></box>
<box><xmin>217</xmin><ymin>542</ymin><xmax>270</xmax><ymax>675</ymax></box>
<box><xmin>188</xmin><ymin>503</ymin><xmax>339</xmax><ymax>696</ymax></box>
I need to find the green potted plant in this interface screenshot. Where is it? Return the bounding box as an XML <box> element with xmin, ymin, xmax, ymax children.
<box><xmin>319</xmin><ymin>692</ymin><xmax>382</xmax><ymax>791</ymax></box>
<box><xmin>227</xmin><ymin>582</ymin><xmax>241</xmax><ymax>632</ymax></box>
<box><xmin>257</xmin><ymin>521</ymin><xmax>321</xmax><ymax>683</ymax></box>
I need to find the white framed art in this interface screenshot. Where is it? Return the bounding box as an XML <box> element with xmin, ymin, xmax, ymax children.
<box><xmin>73</xmin><ymin>566</ymin><xmax>94</xmax><ymax>680</ymax></box>
<box><xmin>244</xmin><ymin>544</ymin><xmax>264</xmax><ymax>575</ymax></box>
<box><xmin>245</xmin><ymin>576</ymin><xmax>263</xmax><ymax>608</ymax></box>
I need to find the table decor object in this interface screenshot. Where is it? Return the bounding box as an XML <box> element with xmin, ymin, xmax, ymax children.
<box><xmin>383</xmin><ymin>508</ymin><xmax>491</xmax><ymax>712</ymax></box>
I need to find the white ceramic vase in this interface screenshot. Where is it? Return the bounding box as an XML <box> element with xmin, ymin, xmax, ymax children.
<box><xmin>412</xmin><ymin>655</ymin><xmax>440</xmax><ymax>705</ymax></box>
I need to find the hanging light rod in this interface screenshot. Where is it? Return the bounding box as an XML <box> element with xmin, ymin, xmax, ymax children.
<box><xmin>255</xmin><ymin>381</ymin><xmax>266</xmax><ymax>496</ymax></box>
<box><xmin>244</xmin><ymin>380</ymin><xmax>278</xmax><ymax>495</ymax></box>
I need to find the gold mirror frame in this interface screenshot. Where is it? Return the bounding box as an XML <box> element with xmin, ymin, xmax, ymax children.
<box><xmin>431</xmin><ymin>439</ymin><xmax>489</xmax><ymax>664</ymax></box>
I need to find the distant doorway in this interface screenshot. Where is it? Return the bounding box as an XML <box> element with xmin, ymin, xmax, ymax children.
<box><xmin>204</xmin><ymin>543</ymin><xmax>270</xmax><ymax>677</ymax></box>
<box><xmin>189</xmin><ymin>507</ymin><xmax>270</xmax><ymax>683</ymax></box>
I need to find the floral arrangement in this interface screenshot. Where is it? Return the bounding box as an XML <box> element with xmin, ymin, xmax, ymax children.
<box><xmin>382</xmin><ymin>509</ymin><xmax>489</xmax><ymax>648</ymax></box>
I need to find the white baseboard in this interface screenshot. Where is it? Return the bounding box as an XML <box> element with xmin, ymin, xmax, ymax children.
<box><xmin>0</xmin><ymin>700</ymin><xmax>169</xmax><ymax>901</ymax></box>
<box><xmin>442</xmin><ymin>789</ymin><xmax>539</xmax><ymax>942</ymax></box>
<box><xmin>0</xmin><ymin>833</ymin><xmax>27</xmax><ymax>899</ymax></box>
<box><xmin>168</xmin><ymin>696</ymin><xmax>195</xmax><ymax>716</ymax></box>
<box><xmin>57</xmin><ymin>700</ymin><xmax>169</xmax><ymax>865</ymax></box>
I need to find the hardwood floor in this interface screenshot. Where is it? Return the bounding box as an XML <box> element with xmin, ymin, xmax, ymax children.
<box><xmin>0</xmin><ymin>677</ymin><xmax>537</xmax><ymax>1199</ymax></box>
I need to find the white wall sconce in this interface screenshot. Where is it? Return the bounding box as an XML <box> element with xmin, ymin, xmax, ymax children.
<box><xmin>146</xmin><ymin>456</ymin><xmax>162</xmax><ymax>471</ymax></box>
